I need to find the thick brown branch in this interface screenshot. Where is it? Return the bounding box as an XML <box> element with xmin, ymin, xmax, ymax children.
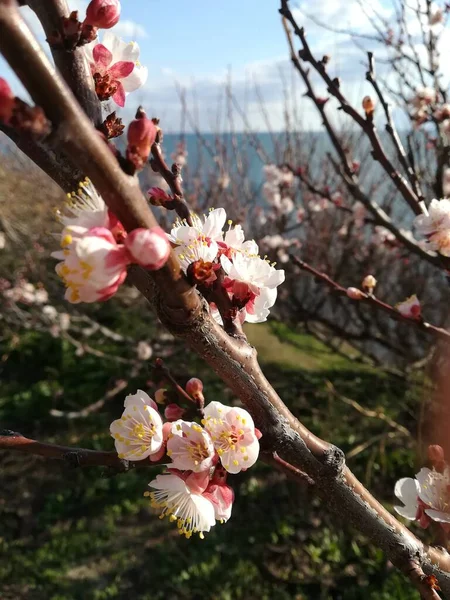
<box><xmin>27</xmin><ymin>0</ymin><xmax>102</xmax><ymax>125</ymax></box>
<box><xmin>3</xmin><ymin>1</ymin><xmax>450</xmax><ymax>595</ymax></box>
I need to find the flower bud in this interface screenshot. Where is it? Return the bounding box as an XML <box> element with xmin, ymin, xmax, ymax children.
<box><xmin>0</xmin><ymin>78</ymin><xmax>14</xmax><ymax>123</ymax></box>
<box><xmin>164</xmin><ymin>403</ymin><xmax>186</xmax><ymax>422</ymax></box>
<box><xmin>136</xmin><ymin>341</ymin><xmax>152</xmax><ymax>361</ymax></box>
<box><xmin>362</xmin><ymin>274</ymin><xmax>377</xmax><ymax>293</ymax></box>
<box><xmin>126</xmin><ymin>107</ymin><xmax>157</xmax><ymax>169</ymax></box>
<box><xmin>125</xmin><ymin>227</ymin><xmax>170</xmax><ymax>270</ymax></box>
<box><xmin>428</xmin><ymin>444</ymin><xmax>445</xmax><ymax>469</ymax></box>
<box><xmin>85</xmin><ymin>0</ymin><xmax>121</xmax><ymax>29</ymax></box>
<box><xmin>346</xmin><ymin>287</ymin><xmax>365</xmax><ymax>300</ymax></box>
<box><xmin>155</xmin><ymin>388</ymin><xmax>168</xmax><ymax>405</ymax></box>
<box><xmin>362</xmin><ymin>95</ymin><xmax>375</xmax><ymax>117</ymax></box>
<box><xmin>186</xmin><ymin>377</ymin><xmax>204</xmax><ymax>400</ymax></box>
<box><xmin>147</xmin><ymin>187</ymin><xmax>172</xmax><ymax>207</ymax></box>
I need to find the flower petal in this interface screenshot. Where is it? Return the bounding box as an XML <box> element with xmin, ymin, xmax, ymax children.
<box><xmin>121</xmin><ymin>64</ymin><xmax>148</xmax><ymax>92</ymax></box>
<box><xmin>108</xmin><ymin>60</ymin><xmax>135</xmax><ymax>80</ymax></box>
<box><xmin>93</xmin><ymin>44</ymin><xmax>113</xmax><ymax>69</ymax></box>
<box><xmin>112</xmin><ymin>82</ymin><xmax>126</xmax><ymax>107</ymax></box>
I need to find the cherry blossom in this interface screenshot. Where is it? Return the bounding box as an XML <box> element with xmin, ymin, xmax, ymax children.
<box><xmin>169</xmin><ymin>208</ymin><xmax>226</xmax><ymax>247</ymax></box>
<box><xmin>57</xmin><ymin>179</ymin><xmax>109</xmax><ymax>233</ymax></box>
<box><xmin>166</xmin><ymin>420</ymin><xmax>216</xmax><ymax>472</ymax></box>
<box><xmin>174</xmin><ymin>238</ymin><xmax>219</xmax><ymax>274</ymax></box>
<box><xmin>394</xmin><ymin>467</ymin><xmax>450</xmax><ymax>527</ymax></box>
<box><xmin>110</xmin><ymin>390</ymin><xmax>164</xmax><ymax>460</ymax></box>
<box><xmin>147</xmin><ymin>472</ymin><xmax>216</xmax><ymax>538</ymax></box>
<box><xmin>220</xmin><ymin>250</ymin><xmax>285</xmax><ymax>323</ymax></box>
<box><xmin>414</xmin><ymin>199</ymin><xmax>450</xmax><ymax>255</ymax></box>
<box><xmin>202</xmin><ymin>401</ymin><xmax>260</xmax><ymax>474</ymax></box>
<box><xmin>84</xmin><ymin>32</ymin><xmax>147</xmax><ymax>107</ymax></box>
<box><xmin>52</xmin><ymin>227</ymin><xmax>129</xmax><ymax>303</ymax></box>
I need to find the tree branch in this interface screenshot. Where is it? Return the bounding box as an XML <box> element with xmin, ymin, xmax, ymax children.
<box><xmin>2</xmin><ymin>1</ymin><xmax>450</xmax><ymax>595</ymax></box>
<box><xmin>291</xmin><ymin>255</ymin><xmax>450</xmax><ymax>341</ymax></box>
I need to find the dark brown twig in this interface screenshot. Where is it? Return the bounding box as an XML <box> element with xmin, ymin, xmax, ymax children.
<box><xmin>291</xmin><ymin>255</ymin><xmax>450</xmax><ymax>341</ymax></box>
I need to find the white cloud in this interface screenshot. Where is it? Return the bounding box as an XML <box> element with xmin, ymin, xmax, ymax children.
<box><xmin>112</xmin><ymin>20</ymin><xmax>148</xmax><ymax>39</ymax></box>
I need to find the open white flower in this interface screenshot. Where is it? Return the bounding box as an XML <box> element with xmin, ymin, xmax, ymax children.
<box><xmin>84</xmin><ymin>32</ymin><xmax>148</xmax><ymax>107</ymax></box>
<box><xmin>203</xmin><ymin>401</ymin><xmax>260</xmax><ymax>474</ymax></box>
<box><xmin>147</xmin><ymin>472</ymin><xmax>216</xmax><ymax>538</ymax></box>
<box><xmin>166</xmin><ymin>420</ymin><xmax>216</xmax><ymax>472</ymax></box>
<box><xmin>57</xmin><ymin>179</ymin><xmax>109</xmax><ymax>233</ymax></box>
<box><xmin>416</xmin><ymin>467</ymin><xmax>450</xmax><ymax>523</ymax></box>
<box><xmin>394</xmin><ymin>477</ymin><xmax>419</xmax><ymax>520</ymax></box>
<box><xmin>414</xmin><ymin>199</ymin><xmax>450</xmax><ymax>236</ymax></box>
<box><xmin>169</xmin><ymin>208</ymin><xmax>227</xmax><ymax>246</ymax></box>
<box><xmin>221</xmin><ymin>251</ymin><xmax>285</xmax><ymax>323</ymax></box>
<box><xmin>174</xmin><ymin>238</ymin><xmax>219</xmax><ymax>272</ymax></box>
<box><xmin>110</xmin><ymin>390</ymin><xmax>163</xmax><ymax>460</ymax></box>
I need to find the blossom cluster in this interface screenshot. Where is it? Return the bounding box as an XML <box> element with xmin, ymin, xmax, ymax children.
<box><xmin>409</xmin><ymin>85</ymin><xmax>450</xmax><ymax>133</ymax></box>
<box><xmin>414</xmin><ymin>198</ymin><xmax>450</xmax><ymax>256</ymax></box>
<box><xmin>394</xmin><ymin>446</ymin><xmax>450</xmax><ymax>531</ymax></box>
<box><xmin>110</xmin><ymin>387</ymin><xmax>261</xmax><ymax>537</ymax></box>
<box><xmin>262</xmin><ymin>164</ymin><xmax>295</xmax><ymax>215</ymax></box>
<box><xmin>53</xmin><ymin>179</ymin><xmax>170</xmax><ymax>303</ymax></box>
<box><xmin>168</xmin><ymin>207</ymin><xmax>285</xmax><ymax>323</ymax></box>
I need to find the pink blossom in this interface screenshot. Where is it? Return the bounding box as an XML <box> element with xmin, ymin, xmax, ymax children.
<box><xmin>166</xmin><ymin>420</ymin><xmax>216</xmax><ymax>473</ymax></box>
<box><xmin>110</xmin><ymin>389</ymin><xmax>164</xmax><ymax>460</ymax></box>
<box><xmin>203</xmin><ymin>401</ymin><xmax>260</xmax><ymax>474</ymax></box>
<box><xmin>53</xmin><ymin>227</ymin><xmax>130</xmax><ymax>303</ymax></box>
<box><xmin>125</xmin><ymin>226</ymin><xmax>170</xmax><ymax>270</ymax></box>
<box><xmin>84</xmin><ymin>32</ymin><xmax>147</xmax><ymax>107</ymax></box>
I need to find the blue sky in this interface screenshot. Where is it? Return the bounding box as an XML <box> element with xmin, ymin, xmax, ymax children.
<box><xmin>0</xmin><ymin>0</ymin><xmax>448</xmax><ymax>131</ymax></box>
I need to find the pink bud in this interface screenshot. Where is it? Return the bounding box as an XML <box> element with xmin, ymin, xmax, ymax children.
<box><xmin>125</xmin><ymin>227</ymin><xmax>170</xmax><ymax>270</ymax></box>
<box><xmin>85</xmin><ymin>0</ymin><xmax>121</xmax><ymax>29</ymax></box>
<box><xmin>186</xmin><ymin>377</ymin><xmax>204</xmax><ymax>400</ymax></box>
<box><xmin>255</xmin><ymin>428</ymin><xmax>263</xmax><ymax>440</ymax></box>
<box><xmin>164</xmin><ymin>403</ymin><xmax>186</xmax><ymax>422</ymax></box>
<box><xmin>126</xmin><ymin>108</ymin><xmax>157</xmax><ymax>168</ymax></box>
<box><xmin>428</xmin><ymin>444</ymin><xmax>445</xmax><ymax>464</ymax></box>
<box><xmin>346</xmin><ymin>287</ymin><xmax>366</xmax><ymax>300</ymax></box>
<box><xmin>0</xmin><ymin>78</ymin><xmax>14</xmax><ymax>123</ymax></box>
<box><xmin>147</xmin><ymin>187</ymin><xmax>172</xmax><ymax>206</ymax></box>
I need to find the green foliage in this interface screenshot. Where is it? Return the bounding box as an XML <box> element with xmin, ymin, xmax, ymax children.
<box><xmin>0</xmin><ymin>313</ymin><xmax>427</xmax><ymax>599</ymax></box>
